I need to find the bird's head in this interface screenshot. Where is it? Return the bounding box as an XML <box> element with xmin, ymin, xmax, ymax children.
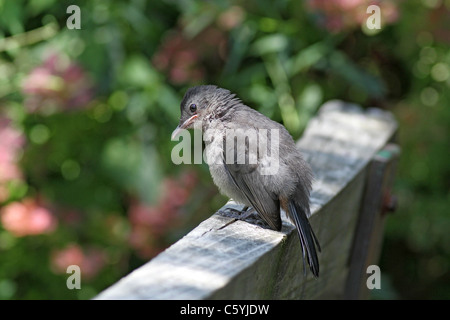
<box><xmin>172</xmin><ymin>85</ymin><xmax>238</xmax><ymax>139</ymax></box>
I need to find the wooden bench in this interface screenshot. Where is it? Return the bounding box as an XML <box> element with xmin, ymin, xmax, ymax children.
<box><xmin>95</xmin><ymin>100</ymin><xmax>399</xmax><ymax>300</ymax></box>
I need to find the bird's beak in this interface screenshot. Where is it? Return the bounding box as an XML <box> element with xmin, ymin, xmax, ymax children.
<box><xmin>171</xmin><ymin>114</ymin><xmax>198</xmax><ymax>140</ymax></box>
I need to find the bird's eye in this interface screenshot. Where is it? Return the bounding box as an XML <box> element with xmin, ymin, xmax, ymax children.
<box><xmin>189</xmin><ymin>104</ymin><xmax>197</xmax><ymax>113</ymax></box>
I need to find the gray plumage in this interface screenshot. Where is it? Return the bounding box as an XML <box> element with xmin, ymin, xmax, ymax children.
<box><xmin>173</xmin><ymin>85</ymin><xmax>320</xmax><ymax>277</ymax></box>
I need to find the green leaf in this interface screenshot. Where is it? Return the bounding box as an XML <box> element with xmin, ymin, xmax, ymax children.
<box><xmin>157</xmin><ymin>86</ymin><xmax>181</xmax><ymax>123</ymax></box>
<box><xmin>297</xmin><ymin>83</ymin><xmax>323</xmax><ymax>132</ymax></box>
<box><xmin>0</xmin><ymin>0</ymin><xmax>25</xmax><ymax>34</ymax></box>
<box><xmin>101</xmin><ymin>136</ymin><xmax>161</xmax><ymax>204</ymax></box>
<box><xmin>326</xmin><ymin>51</ymin><xmax>387</xmax><ymax>99</ymax></box>
<box><xmin>222</xmin><ymin>22</ymin><xmax>257</xmax><ymax>77</ymax></box>
<box><xmin>119</xmin><ymin>55</ymin><xmax>160</xmax><ymax>88</ymax></box>
<box><xmin>288</xmin><ymin>42</ymin><xmax>330</xmax><ymax>76</ymax></box>
<box><xmin>250</xmin><ymin>33</ymin><xmax>288</xmax><ymax>56</ymax></box>
<box><xmin>27</xmin><ymin>0</ymin><xmax>56</xmax><ymax>16</ymax></box>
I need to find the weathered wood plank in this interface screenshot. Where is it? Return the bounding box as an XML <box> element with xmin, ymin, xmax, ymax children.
<box><xmin>95</xmin><ymin>100</ymin><xmax>398</xmax><ymax>300</ymax></box>
<box><xmin>344</xmin><ymin>143</ymin><xmax>401</xmax><ymax>299</ymax></box>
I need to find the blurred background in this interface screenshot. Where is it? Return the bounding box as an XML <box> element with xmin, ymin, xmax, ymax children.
<box><xmin>0</xmin><ymin>0</ymin><xmax>448</xmax><ymax>299</ymax></box>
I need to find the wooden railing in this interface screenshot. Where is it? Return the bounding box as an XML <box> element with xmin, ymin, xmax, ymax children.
<box><xmin>95</xmin><ymin>100</ymin><xmax>399</xmax><ymax>300</ymax></box>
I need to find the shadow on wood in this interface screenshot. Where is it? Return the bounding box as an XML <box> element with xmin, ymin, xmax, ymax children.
<box><xmin>95</xmin><ymin>100</ymin><xmax>399</xmax><ymax>300</ymax></box>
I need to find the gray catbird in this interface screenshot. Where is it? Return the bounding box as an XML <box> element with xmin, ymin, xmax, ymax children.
<box><xmin>172</xmin><ymin>85</ymin><xmax>320</xmax><ymax>277</ymax></box>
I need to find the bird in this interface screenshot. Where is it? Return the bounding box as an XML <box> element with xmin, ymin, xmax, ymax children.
<box><xmin>172</xmin><ymin>85</ymin><xmax>320</xmax><ymax>277</ymax></box>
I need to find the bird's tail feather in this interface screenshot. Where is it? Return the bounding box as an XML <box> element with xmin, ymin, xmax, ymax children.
<box><xmin>288</xmin><ymin>200</ymin><xmax>321</xmax><ymax>278</ymax></box>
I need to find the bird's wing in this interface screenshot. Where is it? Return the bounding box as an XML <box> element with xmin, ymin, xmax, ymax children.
<box><xmin>222</xmin><ymin>134</ymin><xmax>281</xmax><ymax>231</ymax></box>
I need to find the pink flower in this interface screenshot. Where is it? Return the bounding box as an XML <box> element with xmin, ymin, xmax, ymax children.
<box><xmin>21</xmin><ymin>52</ymin><xmax>93</xmax><ymax>113</ymax></box>
<box><xmin>128</xmin><ymin>225</ymin><xmax>153</xmax><ymax>247</ymax></box>
<box><xmin>128</xmin><ymin>203</ymin><xmax>170</xmax><ymax>233</ymax></box>
<box><xmin>128</xmin><ymin>224</ymin><xmax>166</xmax><ymax>259</ymax></box>
<box><xmin>161</xmin><ymin>179</ymin><xmax>189</xmax><ymax>208</ymax></box>
<box><xmin>217</xmin><ymin>6</ymin><xmax>246</xmax><ymax>30</ymax></box>
<box><xmin>152</xmin><ymin>27</ymin><xmax>227</xmax><ymax>85</ymax></box>
<box><xmin>0</xmin><ymin>117</ymin><xmax>24</xmax><ymax>186</ymax></box>
<box><xmin>51</xmin><ymin>244</ymin><xmax>106</xmax><ymax>280</ymax></box>
<box><xmin>51</xmin><ymin>244</ymin><xmax>84</xmax><ymax>272</ymax></box>
<box><xmin>0</xmin><ymin>198</ymin><xmax>57</xmax><ymax>236</ymax></box>
<box><xmin>81</xmin><ymin>249</ymin><xmax>107</xmax><ymax>279</ymax></box>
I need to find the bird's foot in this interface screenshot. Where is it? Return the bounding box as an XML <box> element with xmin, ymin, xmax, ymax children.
<box><xmin>218</xmin><ymin>206</ymin><xmax>271</xmax><ymax>229</ymax></box>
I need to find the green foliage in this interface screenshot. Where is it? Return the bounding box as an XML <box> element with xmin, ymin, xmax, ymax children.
<box><xmin>0</xmin><ymin>0</ymin><xmax>448</xmax><ymax>299</ymax></box>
